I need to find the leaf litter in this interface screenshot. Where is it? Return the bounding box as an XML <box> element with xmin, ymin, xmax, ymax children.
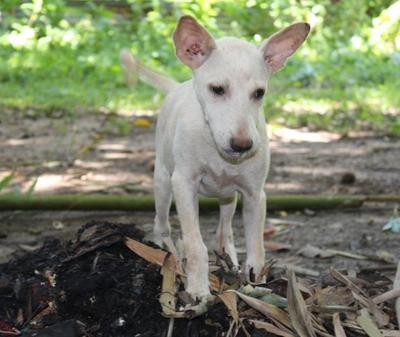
<box><xmin>0</xmin><ymin>221</ymin><xmax>400</xmax><ymax>337</ymax></box>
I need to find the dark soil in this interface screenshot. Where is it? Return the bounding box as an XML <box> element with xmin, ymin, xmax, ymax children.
<box><xmin>0</xmin><ymin>221</ymin><xmax>254</xmax><ymax>337</ymax></box>
<box><xmin>1</xmin><ymin>221</ymin><xmax>399</xmax><ymax>337</ymax></box>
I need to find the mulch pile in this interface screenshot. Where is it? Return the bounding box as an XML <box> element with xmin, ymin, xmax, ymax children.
<box><xmin>0</xmin><ymin>221</ymin><xmax>399</xmax><ymax>337</ymax></box>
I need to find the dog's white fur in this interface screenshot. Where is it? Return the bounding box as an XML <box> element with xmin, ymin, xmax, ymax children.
<box><xmin>121</xmin><ymin>16</ymin><xmax>309</xmax><ymax>301</ymax></box>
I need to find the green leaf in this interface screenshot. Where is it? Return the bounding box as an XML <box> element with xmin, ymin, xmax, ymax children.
<box><xmin>0</xmin><ymin>174</ymin><xmax>13</xmax><ymax>192</ymax></box>
<box><xmin>26</xmin><ymin>178</ymin><xmax>38</xmax><ymax>197</ymax></box>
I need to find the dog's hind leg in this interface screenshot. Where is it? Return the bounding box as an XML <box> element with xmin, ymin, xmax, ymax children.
<box><xmin>216</xmin><ymin>194</ymin><xmax>238</xmax><ymax>267</ymax></box>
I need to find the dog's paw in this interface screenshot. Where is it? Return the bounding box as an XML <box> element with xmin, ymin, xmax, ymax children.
<box><xmin>183</xmin><ymin>293</ymin><xmax>215</xmax><ymax>318</ymax></box>
<box><xmin>245</xmin><ymin>259</ymin><xmax>266</xmax><ymax>284</ymax></box>
<box><xmin>186</xmin><ymin>281</ymin><xmax>211</xmax><ymax>303</ymax></box>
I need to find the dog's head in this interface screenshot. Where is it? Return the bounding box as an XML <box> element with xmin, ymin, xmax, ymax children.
<box><xmin>173</xmin><ymin>16</ymin><xmax>309</xmax><ymax>162</ymax></box>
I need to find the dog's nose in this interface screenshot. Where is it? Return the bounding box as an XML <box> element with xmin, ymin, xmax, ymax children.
<box><xmin>230</xmin><ymin>137</ymin><xmax>253</xmax><ymax>153</ymax></box>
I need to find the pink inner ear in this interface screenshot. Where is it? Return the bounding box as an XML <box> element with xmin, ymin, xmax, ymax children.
<box><xmin>183</xmin><ymin>36</ymin><xmax>206</xmax><ymax>57</ymax></box>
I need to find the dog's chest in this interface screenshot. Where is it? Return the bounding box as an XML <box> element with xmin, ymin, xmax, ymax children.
<box><xmin>198</xmin><ymin>167</ymin><xmax>245</xmax><ymax>198</ymax></box>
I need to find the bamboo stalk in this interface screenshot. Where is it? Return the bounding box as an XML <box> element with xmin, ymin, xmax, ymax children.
<box><xmin>0</xmin><ymin>194</ymin><xmax>367</xmax><ymax>212</ymax></box>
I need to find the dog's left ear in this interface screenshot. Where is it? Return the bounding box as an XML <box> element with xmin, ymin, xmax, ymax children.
<box><xmin>173</xmin><ymin>15</ymin><xmax>216</xmax><ymax>69</ymax></box>
<box><xmin>260</xmin><ymin>23</ymin><xmax>310</xmax><ymax>72</ymax></box>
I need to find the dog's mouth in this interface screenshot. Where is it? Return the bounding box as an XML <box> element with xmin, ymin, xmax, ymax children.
<box><xmin>219</xmin><ymin>147</ymin><xmax>257</xmax><ymax>164</ymax></box>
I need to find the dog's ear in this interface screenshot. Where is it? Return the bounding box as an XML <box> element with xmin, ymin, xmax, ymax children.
<box><xmin>173</xmin><ymin>15</ymin><xmax>216</xmax><ymax>69</ymax></box>
<box><xmin>260</xmin><ymin>23</ymin><xmax>310</xmax><ymax>72</ymax></box>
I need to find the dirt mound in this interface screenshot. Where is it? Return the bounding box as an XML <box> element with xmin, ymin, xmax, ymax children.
<box><xmin>0</xmin><ymin>221</ymin><xmax>236</xmax><ymax>337</ymax></box>
<box><xmin>1</xmin><ymin>221</ymin><xmax>399</xmax><ymax>337</ymax></box>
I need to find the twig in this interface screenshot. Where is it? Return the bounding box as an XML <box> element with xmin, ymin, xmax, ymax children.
<box><xmin>0</xmin><ymin>329</ymin><xmax>20</xmax><ymax>335</ymax></box>
<box><xmin>372</xmin><ymin>288</ymin><xmax>400</xmax><ymax>304</ymax></box>
<box><xmin>394</xmin><ymin>262</ymin><xmax>400</xmax><ymax>328</ymax></box>
<box><xmin>166</xmin><ymin>318</ymin><xmax>174</xmax><ymax>337</ymax></box>
<box><xmin>226</xmin><ymin>320</ymin><xmax>236</xmax><ymax>337</ymax></box>
<box><xmin>275</xmin><ymin>263</ymin><xmax>320</xmax><ymax>277</ymax></box>
<box><xmin>91</xmin><ymin>252</ymin><xmax>101</xmax><ymax>273</ymax></box>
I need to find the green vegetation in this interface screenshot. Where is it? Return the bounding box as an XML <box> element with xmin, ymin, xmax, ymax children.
<box><xmin>1</xmin><ymin>0</ymin><xmax>399</xmax><ymax>134</ymax></box>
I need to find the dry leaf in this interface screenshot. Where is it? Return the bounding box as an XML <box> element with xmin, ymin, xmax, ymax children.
<box><xmin>125</xmin><ymin>237</ymin><xmax>167</xmax><ymax>267</ymax></box>
<box><xmin>265</xmin><ymin>241</ymin><xmax>292</xmax><ymax>252</ymax></box>
<box><xmin>160</xmin><ymin>254</ymin><xmax>178</xmax><ymax>316</ymax></box>
<box><xmin>314</xmin><ymin>286</ymin><xmax>353</xmax><ymax>307</ymax></box>
<box><xmin>259</xmin><ymin>293</ymin><xmax>288</xmax><ymax>308</ymax></box>
<box><xmin>233</xmin><ymin>290</ymin><xmax>293</xmax><ymax>329</ymax></box>
<box><xmin>298</xmin><ymin>244</ymin><xmax>335</xmax><ymax>259</ymax></box>
<box><xmin>332</xmin><ymin>313</ymin><xmax>347</xmax><ymax>337</ymax></box>
<box><xmin>250</xmin><ymin>320</ymin><xmax>295</xmax><ymax>337</ymax></box>
<box><xmin>331</xmin><ymin>269</ymin><xmax>389</xmax><ymax>328</ymax></box>
<box><xmin>380</xmin><ymin>330</ymin><xmax>400</xmax><ymax>337</ymax></box>
<box><xmin>287</xmin><ymin>269</ymin><xmax>316</xmax><ymax>337</ymax></box>
<box><xmin>133</xmin><ymin>118</ymin><xmax>152</xmax><ymax>128</ymax></box>
<box><xmin>125</xmin><ymin>237</ymin><xmax>222</xmax><ymax>291</ymax></box>
<box><xmin>357</xmin><ymin>308</ymin><xmax>384</xmax><ymax>337</ymax></box>
<box><xmin>327</xmin><ymin>249</ymin><xmax>369</xmax><ymax>261</ymax></box>
<box><xmin>218</xmin><ymin>292</ymin><xmax>239</xmax><ymax>323</ymax></box>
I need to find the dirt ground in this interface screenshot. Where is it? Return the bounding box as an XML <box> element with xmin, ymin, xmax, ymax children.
<box><xmin>0</xmin><ymin>110</ymin><xmax>400</xmax><ymax>272</ymax></box>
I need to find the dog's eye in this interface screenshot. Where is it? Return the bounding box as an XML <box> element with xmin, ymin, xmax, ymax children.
<box><xmin>210</xmin><ymin>85</ymin><xmax>225</xmax><ymax>96</ymax></box>
<box><xmin>253</xmin><ymin>88</ymin><xmax>265</xmax><ymax>100</ymax></box>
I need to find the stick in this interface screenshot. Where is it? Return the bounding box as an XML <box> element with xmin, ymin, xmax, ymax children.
<box><xmin>0</xmin><ymin>194</ymin><xmax>367</xmax><ymax>212</ymax></box>
<box><xmin>372</xmin><ymin>288</ymin><xmax>400</xmax><ymax>305</ymax></box>
<box><xmin>166</xmin><ymin>318</ymin><xmax>174</xmax><ymax>337</ymax></box>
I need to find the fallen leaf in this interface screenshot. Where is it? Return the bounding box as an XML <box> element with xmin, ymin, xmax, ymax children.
<box><xmin>332</xmin><ymin>313</ymin><xmax>347</xmax><ymax>337</ymax></box>
<box><xmin>233</xmin><ymin>290</ymin><xmax>293</xmax><ymax>330</ymax></box>
<box><xmin>298</xmin><ymin>244</ymin><xmax>335</xmax><ymax>259</ymax></box>
<box><xmin>133</xmin><ymin>118</ymin><xmax>152</xmax><ymax>128</ymax></box>
<box><xmin>239</xmin><ymin>284</ymin><xmax>272</xmax><ymax>298</ymax></box>
<box><xmin>357</xmin><ymin>308</ymin><xmax>383</xmax><ymax>337</ymax></box>
<box><xmin>218</xmin><ymin>292</ymin><xmax>239</xmax><ymax>323</ymax></box>
<box><xmin>330</xmin><ymin>269</ymin><xmax>389</xmax><ymax>328</ymax></box>
<box><xmin>263</xmin><ymin>227</ymin><xmax>275</xmax><ymax>236</ymax></box>
<box><xmin>313</xmin><ymin>286</ymin><xmax>353</xmax><ymax>307</ymax></box>
<box><xmin>259</xmin><ymin>293</ymin><xmax>288</xmax><ymax>308</ymax></box>
<box><xmin>287</xmin><ymin>269</ymin><xmax>316</xmax><ymax>337</ymax></box>
<box><xmin>125</xmin><ymin>237</ymin><xmax>167</xmax><ymax>267</ymax></box>
<box><xmin>124</xmin><ymin>237</ymin><xmax>222</xmax><ymax>291</ymax></box>
<box><xmin>160</xmin><ymin>254</ymin><xmax>178</xmax><ymax>316</ymax></box>
<box><xmin>265</xmin><ymin>241</ymin><xmax>292</xmax><ymax>252</ymax></box>
<box><xmin>380</xmin><ymin>330</ymin><xmax>400</xmax><ymax>337</ymax></box>
<box><xmin>250</xmin><ymin>320</ymin><xmax>295</xmax><ymax>337</ymax></box>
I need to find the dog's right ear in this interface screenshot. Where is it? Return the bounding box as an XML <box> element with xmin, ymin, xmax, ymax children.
<box><xmin>173</xmin><ymin>15</ymin><xmax>216</xmax><ymax>69</ymax></box>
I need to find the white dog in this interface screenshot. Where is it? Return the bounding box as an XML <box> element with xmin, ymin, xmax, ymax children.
<box><xmin>121</xmin><ymin>16</ymin><xmax>309</xmax><ymax>302</ymax></box>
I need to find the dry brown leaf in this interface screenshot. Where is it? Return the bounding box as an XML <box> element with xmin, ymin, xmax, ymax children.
<box><xmin>125</xmin><ymin>237</ymin><xmax>222</xmax><ymax>291</ymax></box>
<box><xmin>333</xmin><ymin>313</ymin><xmax>347</xmax><ymax>337</ymax></box>
<box><xmin>250</xmin><ymin>320</ymin><xmax>295</xmax><ymax>337</ymax></box>
<box><xmin>265</xmin><ymin>241</ymin><xmax>292</xmax><ymax>252</ymax></box>
<box><xmin>218</xmin><ymin>292</ymin><xmax>239</xmax><ymax>323</ymax></box>
<box><xmin>287</xmin><ymin>269</ymin><xmax>317</xmax><ymax>337</ymax></box>
<box><xmin>331</xmin><ymin>269</ymin><xmax>389</xmax><ymax>328</ymax></box>
<box><xmin>160</xmin><ymin>254</ymin><xmax>178</xmax><ymax>316</ymax></box>
<box><xmin>125</xmin><ymin>237</ymin><xmax>167</xmax><ymax>267</ymax></box>
<box><xmin>314</xmin><ymin>286</ymin><xmax>353</xmax><ymax>307</ymax></box>
<box><xmin>357</xmin><ymin>308</ymin><xmax>384</xmax><ymax>337</ymax></box>
<box><xmin>233</xmin><ymin>290</ymin><xmax>293</xmax><ymax>330</ymax></box>
<box><xmin>298</xmin><ymin>244</ymin><xmax>335</xmax><ymax>259</ymax></box>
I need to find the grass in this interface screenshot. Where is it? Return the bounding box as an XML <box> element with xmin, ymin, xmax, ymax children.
<box><xmin>0</xmin><ymin>3</ymin><xmax>399</xmax><ymax>136</ymax></box>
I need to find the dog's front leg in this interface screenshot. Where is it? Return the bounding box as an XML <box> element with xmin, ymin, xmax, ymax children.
<box><xmin>242</xmin><ymin>189</ymin><xmax>266</xmax><ymax>283</ymax></box>
<box><xmin>171</xmin><ymin>171</ymin><xmax>210</xmax><ymax>300</ymax></box>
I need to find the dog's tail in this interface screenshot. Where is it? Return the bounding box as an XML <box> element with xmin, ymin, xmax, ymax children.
<box><xmin>119</xmin><ymin>49</ymin><xmax>179</xmax><ymax>94</ymax></box>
